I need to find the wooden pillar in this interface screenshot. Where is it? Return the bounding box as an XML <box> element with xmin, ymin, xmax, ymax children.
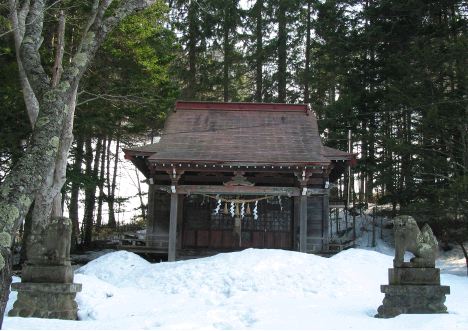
<box><xmin>168</xmin><ymin>192</ymin><xmax>178</xmax><ymax>262</ymax></box>
<box><xmin>146</xmin><ymin>183</ymin><xmax>156</xmax><ymax>246</ymax></box>
<box><xmin>295</xmin><ymin>170</ymin><xmax>311</xmax><ymax>253</ymax></box>
<box><xmin>176</xmin><ymin>195</ymin><xmax>184</xmax><ymax>250</ymax></box>
<box><xmin>293</xmin><ymin>197</ymin><xmax>300</xmax><ymax>250</ymax></box>
<box><xmin>166</xmin><ymin>169</ymin><xmax>184</xmax><ymax>262</ymax></box>
<box><xmin>322</xmin><ymin>193</ymin><xmax>329</xmax><ymax>248</ymax></box>
<box><xmin>299</xmin><ymin>194</ymin><xmax>308</xmax><ymax>253</ymax></box>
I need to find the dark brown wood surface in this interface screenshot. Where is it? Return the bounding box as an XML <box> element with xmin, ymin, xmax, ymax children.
<box><xmin>181</xmin><ymin>195</ymin><xmax>293</xmax><ymax>250</ymax></box>
<box><xmin>168</xmin><ymin>193</ymin><xmax>178</xmax><ymax>261</ymax></box>
<box><xmin>153</xmin><ymin>185</ymin><xmax>328</xmax><ymax>196</ymax></box>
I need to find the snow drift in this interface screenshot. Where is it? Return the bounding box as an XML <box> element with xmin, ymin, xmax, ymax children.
<box><xmin>4</xmin><ymin>248</ymin><xmax>468</xmax><ymax>330</ymax></box>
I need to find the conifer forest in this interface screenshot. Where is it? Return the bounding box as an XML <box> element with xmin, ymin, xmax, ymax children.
<box><xmin>0</xmin><ymin>0</ymin><xmax>466</xmax><ymax>286</ymax></box>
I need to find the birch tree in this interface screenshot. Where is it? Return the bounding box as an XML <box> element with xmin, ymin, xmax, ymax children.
<box><xmin>0</xmin><ymin>0</ymin><xmax>158</xmax><ymax>327</ymax></box>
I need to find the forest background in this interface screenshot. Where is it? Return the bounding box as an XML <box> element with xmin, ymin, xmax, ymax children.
<box><xmin>0</xmin><ymin>0</ymin><xmax>466</xmax><ymax>249</ymax></box>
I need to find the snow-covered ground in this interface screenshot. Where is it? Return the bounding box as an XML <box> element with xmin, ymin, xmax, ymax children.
<box><xmin>3</xmin><ymin>246</ymin><xmax>468</xmax><ymax>330</ymax></box>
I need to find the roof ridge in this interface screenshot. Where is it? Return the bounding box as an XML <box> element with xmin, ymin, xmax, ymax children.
<box><xmin>175</xmin><ymin>101</ymin><xmax>309</xmax><ymax>113</ymax></box>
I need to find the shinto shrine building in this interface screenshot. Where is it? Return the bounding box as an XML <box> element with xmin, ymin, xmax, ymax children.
<box><xmin>124</xmin><ymin>101</ymin><xmax>354</xmax><ymax>261</ymax></box>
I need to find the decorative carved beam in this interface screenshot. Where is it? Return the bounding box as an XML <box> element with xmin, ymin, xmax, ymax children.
<box><xmin>152</xmin><ymin>185</ymin><xmax>327</xmax><ymax>197</ymax></box>
<box><xmin>223</xmin><ymin>171</ymin><xmax>254</xmax><ymax>187</ymax></box>
<box><xmin>166</xmin><ymin>168</ymin><xmax>184</xmax><ymax>185</ymax></box>
<box><xmin>294</xmin><ymin>170</ymin><xmax>313</xmax><ymax>189</ymax></box>
<box><xmin>152</xmin><ymin>173</ymin><xmax>325</xmax><ymax>186</ymax></box>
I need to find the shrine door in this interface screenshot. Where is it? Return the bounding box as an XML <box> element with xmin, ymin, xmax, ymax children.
<box><xmin>182</xmin><ymin>195</ymin><xmax>293</xmax><ymax>250</ymax></box>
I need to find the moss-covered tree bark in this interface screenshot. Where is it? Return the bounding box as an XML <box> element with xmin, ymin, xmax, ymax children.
<box><xmin>0</xmin><ymin>246</ymin><xmax>12</xmax><ymax>329</ymax></box>
<box><xmin>0</xmin><ymin>0</ymin><xmax>158</xmax><ymax>327</ymax></box>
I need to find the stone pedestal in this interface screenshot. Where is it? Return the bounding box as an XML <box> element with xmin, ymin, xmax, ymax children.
<box><xmin>8</xmin><ymin>283</ymin><xmax>82</xmax><ymax>319</ymax></box>
<box><xmin>8</xmin><ymin>217</ymin><xmax>82</xmax><ymax>320</ymax></box>
<box><xmin>389</xmin><ymin>267</ymin><xmax>442</xmax><ymax>285</ymax></box>
<box><xmin>376</xmin><ymin>267</ymin><xmax>450</xmax><ymax>318</ymax></box>
<box><xmin>21</xmin><ymin>264</ymin><xmax>74</xmax><ymax>283</ymax></box>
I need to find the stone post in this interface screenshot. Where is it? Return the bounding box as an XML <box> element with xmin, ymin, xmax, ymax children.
<box><xmin>9</xmin><ymin>217</ymin><xmax>81</xmax><ymax>319</ymax></box>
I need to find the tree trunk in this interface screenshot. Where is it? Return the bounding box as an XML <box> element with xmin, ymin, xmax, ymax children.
<box><xmin>359</xmin><ymin>126</ymin><xmax>367</xmax><ymax>204</ymax></box>
<box><xmin>82</xmin><ymin>137</ymin><xmax>102</xmax><ymax>247</ymax></box>
<box><xmin>27</xmin><ymin>87</ymin><xmax>77</xmax><ymax>264</ymax></box>
<box><xmin>134</xmin><ymin>168</ymin><xmax>146</xmax><ymax>220</ymax></box>
<box><xmin>223</xmin><ymin>1</ymin><xmax>235</xmax><ymax>102</ymax></box>
<box><xmin>254</xmin><ymin>0</ymin><xmax>263</xmax><ymax>102</ymax></box>
<box><xmin>384</xmin><ymin>111</ymin><xmax>397</xmax><ymax>215</ymax></box>
<box><xmin>462</xmin><ymin>243</ymin><xmax>468</xmax><ymax>277</ymax></box>
<box><xmin>0</xmin><ymin>81</ymin><xmax>75</xmax><ymax>247</ymax></box>
<box><xmin>107</xmin><ymin>135</ymin><xmax>120</xmax><ymax>228</ymax></box>
<box><xmin>9</xmin><ymin>0</ymin><xmax>40</xmax><ymax>127</ymax></box>
<box><xmin>185</xmin><ymin>0</ymin><xmax>198</xmax><ymax>100</ymax></box>
<box><xmin>30</xmin><ymin>8</ymin><xmax>69</xmax><ymax>227</ymax></box>
<box><xmin>0</xmin><ymin>247</ymin><xmax>12</xmax><ymax>329</ymax></box>
<box><xmin>346</xmin><ymin>129</ymin><xmax>352</xmax><ymax>207</ymax></box>
<box><xmin>399</xmin><ymin>109</ymin><xmax>412</xmax><ymax>208</ymax></box>
<box><xmin>19</xmin><ymin>201</ymin><xmax>34</xmax><ymax>265</ymax></box>
<box><xmin>365</xmin><ymin>33</ymin><xmax>376</xmax><ymax>203</ymax></box>
<box><xmin>2</xmin><ymin>0</ymin><xmax>159</xmax><ymax>322</ymax></box>
<box><xmin>69</xmin><ymin>135</ymin><xmax>84</xmax><ymax>250</ymax></box>
<box><xmin>0</xmin><ymin>86</ymin><xmax>74</xmax><ymax>327</ymax></box>
<box><xmin>106</xmin><ymin>137</ymin><xmax>114</xmax><ymax>227</ymax></box>
<box><xmin>96</xmin><ymin>137</ymin><xmax>107</xmax><ymax>227</ymax></box>
<box><xmin>111</xmin><ymin>136</ymin><xmax>120</xmax><ymax>224</ymax></box>
<box><xmin>304</xmin><ymin>0</ymin><xmax>311</xmax><ymax>104</ymax></box>
<box><xmin>277</xmin><ymin>0</ymin><xmax>287</xmax><ymax>103</ymax></box>
<box><xmin>366</xmin><ymin>117</ymin><xmax>375</xmax><ymax>203</ymax></box>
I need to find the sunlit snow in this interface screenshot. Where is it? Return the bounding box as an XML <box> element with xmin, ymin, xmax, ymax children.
<box><xmin>4</xmin><ymin>247</ymin><xmax>468</xmax><ymax>330</ymax></box>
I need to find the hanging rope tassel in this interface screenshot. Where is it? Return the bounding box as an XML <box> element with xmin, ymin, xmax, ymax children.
<box><xmin>246</xmin><ymin>203</ymin><xmax>251</xmax><ymax>215</ymax></box>
<box><xmin>235</xmin><ymin>203</ymin><xmax>240</xmax><ymax>216</ymax></box>
<box><xmin>223</xmin><ymin>202</ymin><xmax>229</xmax><ymax>215</ymax></box>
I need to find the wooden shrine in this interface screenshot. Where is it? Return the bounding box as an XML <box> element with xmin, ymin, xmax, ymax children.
<box><xmin>124</xmin><ymin>101</ymin><xmax>355</xmax><ymax>261</ymax></box>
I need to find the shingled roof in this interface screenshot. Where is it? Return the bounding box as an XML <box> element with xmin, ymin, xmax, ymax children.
<box><xmin>124</xmin><ymin>101</ymin><xmax>352</xmax><ymax>167</ymax></box>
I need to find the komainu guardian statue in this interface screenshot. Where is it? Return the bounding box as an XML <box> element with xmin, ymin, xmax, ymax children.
<box><xmin>376</xmin><ymin>215</ymin><xmax>450</xmax><ymax>318</ymax></box>
<box><xmin>393</xmin><ymin>215</ymin><xmax>438</xmax><ymax>268</ymax></box>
